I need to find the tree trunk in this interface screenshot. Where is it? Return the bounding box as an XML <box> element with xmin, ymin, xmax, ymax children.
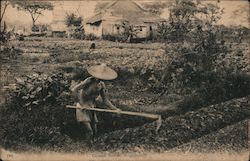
<box><xmin>28</xmin><ymin>11</ymin><xmax>36</xmax><ymax>30</ymax></box>
<box><xmin>32</xmin><ymin>16</ymin><xmax>36</xmax><ymax>27</ymax></box>
<box><xmin>0</xmin><ymin>1</ymin><xmax>9</xmax><ymax>26</ymax></box>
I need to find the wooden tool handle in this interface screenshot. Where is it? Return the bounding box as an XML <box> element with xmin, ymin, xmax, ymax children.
<box><xmin>66</xmin><ymin>105</ymin><xmax>160</xmax><ymax>119</ymax></box>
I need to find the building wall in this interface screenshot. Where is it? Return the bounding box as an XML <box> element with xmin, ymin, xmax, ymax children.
<box><xmin>133</xmin><ymin>25</ymin><xmax>148</xmax><ymax>38</ymax></box>
<box><xmin>102</xmin><ymin>21</ymin><xmax>113</xmax><ymax>35</ymax></box>
<box><xmin>85</xmin><ymin>21</ymin><xmax>158</xmax><ymax>39</ymax></box>
<box><xmin>85</xmin><ymin>22</ymin><xmax>103</xmax><ymax>37</ymax></box>
<box><xmin>131</xmin><ymin>23</ymin><xmax>157</xmax><ymax>39</ymax></box>
<box><xmin>145</xmin><ymin>23</ymin><xmax>159</xmax><ymax>39</ymax></box>
<box><xmin>102</xmin><ymin>20</ymin><xmax>125</xmax><ymax>36</ymax></box>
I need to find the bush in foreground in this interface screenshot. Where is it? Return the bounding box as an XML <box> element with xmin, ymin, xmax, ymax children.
<box><xmin>0</xmin><ymin>72</ymin><xmax>71</xmax><ymax>147</ymax></box>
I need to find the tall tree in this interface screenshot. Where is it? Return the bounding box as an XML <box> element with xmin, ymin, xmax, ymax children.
<box><xmin>161</xmin><ymin>0</ymin><xmax>223</xmax><ymax>41</ymax></box>
<box><xmin>14</xmin><ymin>1</ymin><xmax>53</xmax><ymax>29</ymax></box>
<box><xmin>0</xmin><ymin>1</ymin><xmax>11</xmax><ymax>25</ymax></box>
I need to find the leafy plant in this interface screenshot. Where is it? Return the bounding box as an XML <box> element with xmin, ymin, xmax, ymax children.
<box><xmin>85</xmin><ymin>33</ymin><xmax>98</xmax><ymax>41</ymax></box>
<box><xmin>103</xmin><ymin>34</ymin><xmax>128</xmax><ymax>42</ymax></box>
<box><xmin>153</xmin><ymin>0</ymin><xmax>249</xmax><ymax>109</ymax></box>
<box><xmin>0</xmin><ymin>72</ymin><xmax>72</xmax><ymax>146</ymax></box>
<box><xmin>65</xmin><ymin>13</ymin><xmax>82</xmax><ymax>27</ymax></box>
<box><xmin>65</xmin><ymin>13</ymin><xmax>85</xmax><ymax>39</ymax></box>
<box><xmin>157</xmin><ymin>0</ymin><xmax>223</xmax><ymax>42</ymax></box>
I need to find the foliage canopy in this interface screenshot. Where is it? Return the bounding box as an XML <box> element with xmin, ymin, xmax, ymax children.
<box><xmin>13</xmin><ymin>1</ymin><xmax>54</xmax><ymax>30</ymax></box>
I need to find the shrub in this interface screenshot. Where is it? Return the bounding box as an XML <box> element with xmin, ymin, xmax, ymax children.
<box><xmin>65</xmin><ymin>13</ymin><xmax>85</xmax><ymax>40</ymax></box>
<box><xmin>157</xmin><ymin>0</ymin><xmax>249</xmax><ymax>109</ymax></box>
<box><xmin>0</xmin><ymin>72</ymin><xmax>73</xmax><ymax>147</ymax></box>
<box><xmin>65</xmin><ymin>13</ymin><xmax>82</xmax><ymax>27</ymax></box>
<box><xmin>103</xmin><ymin>34</ymin><xmax>128</xmax><ymax>42</ymax></box>
<box><xmin>71</xmin><ymin>29</ymin><xmax>85</xmax><ymax>40</ymax></box>
<box><xmin>85</xmin><ymin>34</ymin><xmax>98</xmax><ymax>41</ymax></box>
<box><xmin>158</xmin><ymin>0</ymin><xmax>223</xmax><ymax>42</ymax></box>
<box><xmin>0</xmin><ymin>21</ymin><xmax>15</xmax><ymax>44</ymax></box>
<box><xmin>0</xmin><ymin>46</ymin><xmax>23</xmax><ymax>60</ymax></box>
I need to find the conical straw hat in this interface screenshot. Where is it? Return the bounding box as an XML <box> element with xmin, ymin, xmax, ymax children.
<box><xmin>87</xmin><ymin>64</ymin><xmax>117</xmax><ymax>80</ymax></box>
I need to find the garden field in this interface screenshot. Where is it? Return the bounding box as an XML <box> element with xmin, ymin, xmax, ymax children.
<box><xmin>0</xmin><ymin>37</ymin><xmax>249</xmax><ymax>158</ymax></box>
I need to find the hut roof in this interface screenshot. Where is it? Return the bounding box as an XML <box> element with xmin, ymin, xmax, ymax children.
<box><xmin>86</xmin><ymin>1</ymin><xmax>166</xmax><ymax>24</ymax></box>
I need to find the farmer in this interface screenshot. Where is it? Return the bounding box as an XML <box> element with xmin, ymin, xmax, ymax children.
<box><xmin>70</xmin><ymin>64</ymin><xmax>120</xmax><ymax>142</ymax></box>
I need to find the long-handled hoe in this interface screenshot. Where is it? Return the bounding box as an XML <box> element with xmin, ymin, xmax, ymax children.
<box><xmin>66</xmin><ymin>105</ymin><xmax>162</xmax><ymax>134</ymax></box>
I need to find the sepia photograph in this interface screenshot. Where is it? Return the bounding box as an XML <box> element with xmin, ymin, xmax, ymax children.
<box><xmin>0</xmin><ymin>0</ymin><xmax>249</xmax><ymax>160</ymax></box>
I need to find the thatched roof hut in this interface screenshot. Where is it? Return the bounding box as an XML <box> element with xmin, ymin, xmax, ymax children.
<box><xmin>85</xmin><ymin>1</ymin><xmax>166</xmax><ymax>39</ymax></box>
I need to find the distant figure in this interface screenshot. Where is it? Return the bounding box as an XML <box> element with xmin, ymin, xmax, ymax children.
<box><xmin>238</xmin><ymin>30</ymin><xmax>244</xmax><ymax>43</ymax></box>
<box><xmin>90</xmin><ymin>43</ymin><xmax>96</xmax><ymax>49</ymax></box>
<box><xmin>18</xmin><ymin>34</ymin><xmax>25</xmax><ymax>41</ymax></box>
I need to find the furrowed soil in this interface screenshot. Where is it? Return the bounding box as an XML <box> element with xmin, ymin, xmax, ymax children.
<box><xmin>91</xmin><ymin>97</ymin><xmax>249</xmax><ymax>152</ymax></box>
<box><xmin>0</xmin><ymin>37</ymin><xmax>249</xmax><ymax>156</ymax></box>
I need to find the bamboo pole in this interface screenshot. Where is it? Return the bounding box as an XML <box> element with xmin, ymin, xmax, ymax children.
<box><xmin>66</xmin><ymin>105</ymin><xmax>160</xmax><ymax>120</ymax></box>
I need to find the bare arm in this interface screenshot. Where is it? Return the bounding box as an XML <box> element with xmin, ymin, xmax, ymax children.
<box><xmin>70</xmin><ymin>77</ymin><xmax>92</xmax><ymax>96</ymax></box>
<box><xmin>100</xmin><ymin>82</ymin><xmax>119</xmax><ymax>110</ymax></box>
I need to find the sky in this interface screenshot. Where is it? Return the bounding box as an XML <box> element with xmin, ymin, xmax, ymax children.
<box><xmin>2</xmin><ymin>0</ymin><xmax>249</xmax><ymax>28</ymax></box>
